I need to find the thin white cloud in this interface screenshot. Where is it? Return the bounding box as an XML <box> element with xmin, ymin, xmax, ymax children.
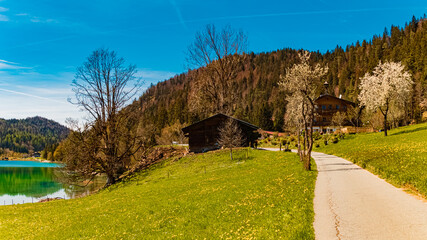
<box><xmin>0</xmin><ymin>94</ymin><xmax>81</xmax><ymax>124</ymax></box>
<box><xmin>0</xmin><ymin>14</ymin><xmax>9</xmax><ymax>21</ymax></box>
<box><xmin>0</xmin><ymin>70</ymin><xmax>83</xmax><ymax>124</ymax></box>
<box><xmin>169</xmin><ymin>0</ymin><xmax>187</xmax><ymax>30</ymax></box>
<box><xmin>15</xmin><ymin>85</ymin><xmax>72</xmax><ymax>96</ymax></box>
<box><xmin>0</xmin><ymin>59</ymin><xmax>31</xmax><ymax>70</ymax></box>
<box><xmin>0</xmin><ymin>87</ymin><xmax>69</xmax><ymax>105</ymax></box>
<box><xmin>88</xmin><ymin>7</ymin><xmax>413</xmax><ymax>45</ymax></box>
<box><xmin>12</xmin><ymin>10</ymin><xmax>59</xmax><ymax>24</ymax></box>
<box><xmin>30</xmin><ymin>17</ymin><xmax>58</xmax><ymax>23</ymax></box>
<box><xmin>0</xmin><ymin>59</ymin><xmax>18</xmax><ymax>64</ymax></box>
<box><xmin>3</xmin><ymin>35</ymin><xmax>75</xmax><ymax>51</ymax></box>
<box><xmin>0</xmin><ymin>6</ymin><xmax>8</xmax><ymax>12</ymax></box>
<box><xmin>30</xmin><ymin>17</ymin><xmax>40</xmax><ymax>23</ymax></box>
<box><xmin>182</xmin><ymin>7</ymin><xmax>410</xmax><ymax>24</ymax></box>
<box><xmin>0</xmin><ymin>67</ymin><xmax>175</xmax><ymax>124</ymax></box>
<box><xmin>138</xmin><ymin>69</ymin><xmax>176</xmax><ymax>81</ymax></box>
<box><xmin>4</xmin><ymin>7</ymin><xmax>397</xmax><ymax>51</ymax></box>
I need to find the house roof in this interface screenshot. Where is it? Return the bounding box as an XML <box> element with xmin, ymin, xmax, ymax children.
<box><xmin>315</xmin><ymin>94</ymin><xmax>356</xmax><ymax>106</ymax></box>
<box><xmin>182</xmin><ymin>113</ymin><xmax>259</xmax><ymax>133</ymax></box>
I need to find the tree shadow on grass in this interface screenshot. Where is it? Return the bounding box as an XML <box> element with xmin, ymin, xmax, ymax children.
<box><xmin>390</xmin><ymin>125</ymin><xmax>427</xmax><ymax>136</ymax></box>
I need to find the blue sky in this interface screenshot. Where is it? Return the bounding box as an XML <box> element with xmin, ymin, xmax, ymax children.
<box><xmin>0</xmin><ymin>0</ymin><xmax>426</xmax><ymax>124</ymax></box>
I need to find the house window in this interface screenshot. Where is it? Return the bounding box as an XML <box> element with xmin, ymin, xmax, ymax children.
<box><xmin>336</xmin><ymin>105</ymin><xmax>340</xmax><ymax>110</ymax></box>
<box><xmin>328</xmin><ymin>105</ymin><xmax>332</xmax><ymax>110</ymax></box>
<box><xmin>322</xmin><ymin>105</ymin><xmax>326</xmax><ymax>110</ymax></box>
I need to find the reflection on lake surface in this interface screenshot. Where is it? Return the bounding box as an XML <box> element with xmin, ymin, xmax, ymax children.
<box><xmin>0</xmin><ymin>161</ymin><xmax>105</xmax><ymax>205</ymax></box>
<box><xmin>0</xmin><ymin>167</ymin><xmax>62</xmax><ymax>197</ymax></box>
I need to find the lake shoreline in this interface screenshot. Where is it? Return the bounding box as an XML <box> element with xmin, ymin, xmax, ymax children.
<box><xmin>0</xmin><ymin>158</ymin><xmax>56</xmax><ymax>163</ymax></box>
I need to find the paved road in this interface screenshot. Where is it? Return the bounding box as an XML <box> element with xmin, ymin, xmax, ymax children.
<box><xmin>261</xmin><ymin>148</ymin><xmax>427</xmax><ymax>240</ymax></box>
<box><xmin>313</xmin><ymin>152</ymin><xmax>427</xmax><ymax>240</ymax></box>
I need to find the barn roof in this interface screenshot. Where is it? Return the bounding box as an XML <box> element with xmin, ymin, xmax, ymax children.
<box><xmin>315</xmin><ymin>94</ymin><xmax>356</xmax><ymax>106</ymax></box>
<box><xmin>182</xmin><ymin>113</ymin><xmax>259</xmax><ymax>133</ymax></box>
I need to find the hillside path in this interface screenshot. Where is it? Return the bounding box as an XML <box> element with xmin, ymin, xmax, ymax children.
<box><xmin>261</xmin><ymin>148</ymin><xmax>427</xmax><ymax>240</ymax></box>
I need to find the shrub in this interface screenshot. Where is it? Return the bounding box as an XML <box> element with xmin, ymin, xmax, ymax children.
<box><xmin>261</xmin><ymin>132</ymin><xmax>269</xmax><ymax>139</ymax></box>
<box><xmin>281</xmin><ymin>138</ymin><xmax>286</xmax><ymax>145</ymax></box>
<box><xmin>313</xmin><ymin>132</ymin><xmax>322</xmax><ymax>140</ymax></box>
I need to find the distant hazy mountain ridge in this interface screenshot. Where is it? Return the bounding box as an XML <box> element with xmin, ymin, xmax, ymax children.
<box><xmin>0</xmin><ymin>116</ymin><xmax>69</xmax><ymax>155</ymax></box>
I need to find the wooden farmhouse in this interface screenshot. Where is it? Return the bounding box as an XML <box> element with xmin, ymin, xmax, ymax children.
<box><xmin>313</xmin><ymin>94</ymin><xmax>356</xmax><ymax>133</ymax></box>
<box><xmin>182</xmin><ymin>113</ymin><xmax>260</xmax><ymax>153</ymax></box>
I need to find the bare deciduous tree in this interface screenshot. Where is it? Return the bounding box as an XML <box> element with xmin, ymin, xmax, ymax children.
<box><xmin>420</xmin><ymin>97</ymin><xmax>427</xmax><ymax>111</ymax></box>
<box><xmin>66</xmin><ymin>48</ymin><xmax>144</xmax><ymax>186</ymax></box>
<box><xmin>279</xmin><ymin>51</ymin><xmax>328</xmax><ymax>170</ymax></box>
<box><xmin>186</xmin><ymin>24</ymin><xmax>247</xmax><ymax>115</ymax></box>
<box><xmin>346</xmin><ymin>105</ymin><xmax>362</xmax><ymax>129</ymax></box>
<box><xmin>419</xmin><ymin>95</ymin><xmax>427</xmax><ymax>121</ymax></box>
<box><xmin>156</xmin><ymin>122</ymin><xmax>187</xmax><ymax>145</ymax></box>
<box><xmin>332</xmin><ymin>111</ymin><xmax>347</xmax><ymax>131</ymax></box>
<box><xmin>217</xmin><ymin>119</ymin><xmax>245</xmax><ymax>160</ymax></box>
<box><xmin>358</xmin><ymin>61</ymin><xmax>412</xmax><ymax>136</ymax></box>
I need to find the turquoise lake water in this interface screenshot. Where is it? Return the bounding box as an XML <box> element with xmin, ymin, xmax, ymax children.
<box><xmin>0</xmin><ymin>160</ymin><xmax>59</xmax><ymax>168</ymax></box>
<box><xmin>0</xmin><ymin>160</ymin><xmax>106</xmax><ymax>205</ymax></box>
<box><xmin>0</xmin><ymin>161</ymin><xmax>68</xmax><ymax>205</ymax></box>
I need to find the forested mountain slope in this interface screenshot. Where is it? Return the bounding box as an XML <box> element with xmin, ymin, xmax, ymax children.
<box><xmin>0</xmin><ymin>116</ymin><xmax>69</xmax><ymax>155</ymax></box>
<box><xmin>132</xmin><ymin>15</ymin><xmax>427</xmax><ymax>140</ymax></box>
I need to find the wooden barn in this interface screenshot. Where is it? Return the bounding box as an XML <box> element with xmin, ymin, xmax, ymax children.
<box><xmin>182</xmin><ymin>114</ymin><xmax>260</xmax><ymax>153</ymax></box>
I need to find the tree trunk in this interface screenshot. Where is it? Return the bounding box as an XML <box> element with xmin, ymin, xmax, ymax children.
<box><xmin>383</xmin><ymin>112</ymin><xmax>388</xmax><ymax>136</ymax></box>
<box><xmin>301</xmin><ymin>102</ymin><xmax>315</xmax><ymax>171</ymax></box>
<box><xmin>297</xmin><ymin>130</ymin><xmax>302</xmax><ymax>161</ymax></box>
<box><xmin>356</xmin><ymin>118</ymin><xmax>359</xmax><ymax>133</ymax></box>
<box><xmin>302</xmin><ymin>126</ymin><xmax>313</xmax><ymax>171</ymax></box>
<box><xmin>303</xmin><ymin>152</ymin><xmax>311</xmax><ymax>171</ymax></box>
<box><xmin>381</xmin><ymin>102</ymin><xmax>389</xmax><ymax>137</ymax></box>
<box><xmin>303</xmin><ymin>132</ymin><xmax>310</xmax><ymax>170</ymax></box>
<box><xmin>230</xmin><ymin>148</ymin><xmax>233</xmax><ymax>160</ymax></box>
<box><xmin>300</xmin><ymin>126</ymin><xmax>312</xmax><ymax>171</ymax></box>
<box><xmin>307</xmin><ymin>111</ymin><xmax>315</xmax><ymax>171</ymax></box>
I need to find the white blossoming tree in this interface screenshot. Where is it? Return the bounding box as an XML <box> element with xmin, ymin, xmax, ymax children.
<box><xmin>358</xmin><ymin>61</ymin><xmax>412</xmax><ymax>136</ymax></box>
<box><xmin>279</xmin><ymin>51</ymin><xmax>328</xmax><ymax>170</ymax></box>
<box><xmin>284</xmin><ymin>94</ymin><xmax>305</xmax><ymax>160</ymax></box>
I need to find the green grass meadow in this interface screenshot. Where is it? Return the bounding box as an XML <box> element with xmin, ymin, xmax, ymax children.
<box><xmin>0</xmin><ymin>149</ymin><xmax>317</xmax><ymax>239</ymax></box>
<box><xmin>317</xmin><ymin>122</ymin><xmax>427</xmax><ymax>197</ymax></box>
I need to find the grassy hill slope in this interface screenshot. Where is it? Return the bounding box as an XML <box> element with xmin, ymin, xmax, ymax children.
<box><xmin>0</xmin><ymin>149</ymin><xmax>317</xmax><ymax>239</ymax></box>
<box><xmin>317</xmin><ymin>122</ymin><xmax>427</xmax><ymax>197</ymax></box>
